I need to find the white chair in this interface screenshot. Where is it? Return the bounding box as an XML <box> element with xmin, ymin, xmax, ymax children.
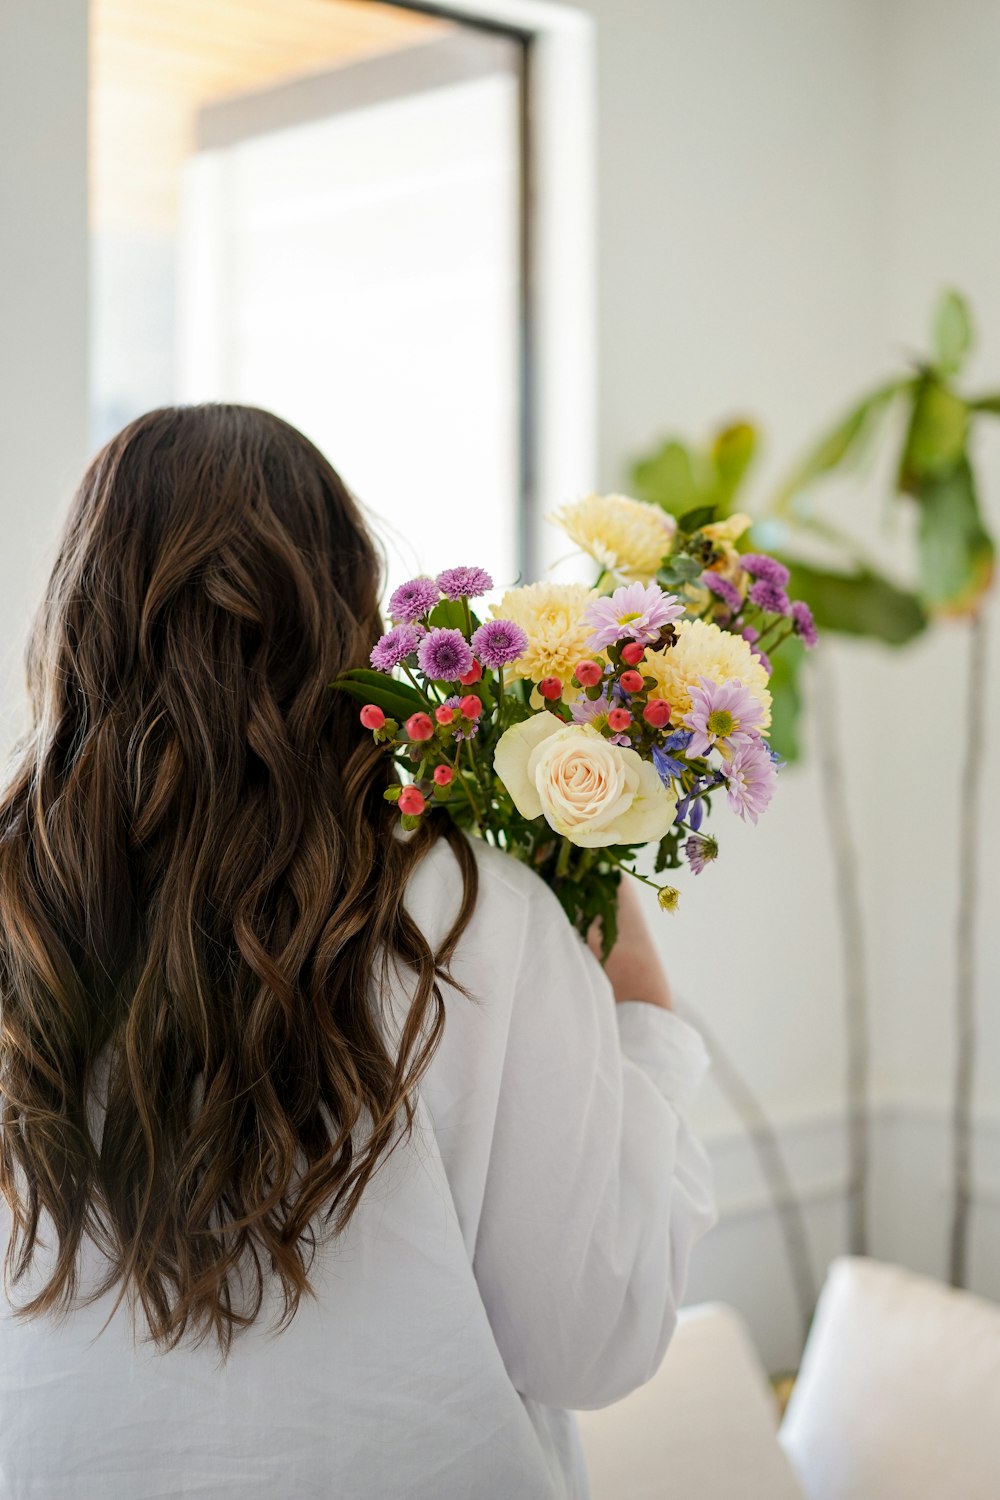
<box><xmin>576</xmin><ymin>1302</ymin><xmax>806</xmax><ymax>1499</ymax></box>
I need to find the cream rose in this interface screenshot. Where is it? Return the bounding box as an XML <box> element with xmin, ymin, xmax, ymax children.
<box><xmin>494</xmin><ymin>715</ymin><xmax>678</xmax><ymax>848</ymax></box>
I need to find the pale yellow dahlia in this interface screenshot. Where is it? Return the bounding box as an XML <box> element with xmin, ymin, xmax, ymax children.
<box><xmin>550</xmin><ymin>493</ymin><xmax>676</xmax><ymax>583</ymax></box>
<box><xmin>490</xmin><ymin>582</ymin><xmax>600</xmax><ymax>696</ymax></box>
<box><xmin>644</xmin><ymin>618</ymin><xmax>772</xmax><ymax>727</ymax></box>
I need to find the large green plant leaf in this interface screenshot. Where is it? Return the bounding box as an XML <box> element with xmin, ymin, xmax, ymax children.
<box><xmin>773</xmin><ymin>380</ymin><xmax>907</xmax><ymax>514</ymax></box>
<box><xmin>932</xmin><ymin>289</ymin><xmax>974</xmax><ymax>377</ymax></box>
<box><xmin>782</xmin><ymin>559</ymin><xmax>928</xmax><ymax>644</ymax></box>
<box><xmin>711</xmin><ymin>420</ymin><xmax>757</xmax><ymax>514</ymax></box>
<box><xmin>897</xmin><ymin>377</ymin><xmax>968</xmax><ymax>493</ymax></box>
<box><xmin>767</xmin><ymin>637</ymin><xmax>805</xmax><ymax>764</ymax></box>
<box><xmin>912</xmin><ymin>458</ymin><xmax>996</xmax><ymax>615</ymax></box>
<box><xmin>631</xmin><ymin>439</ymin><xmax>704</xmax><ymax>517</ymax></box>
<box><xmin>331</xmin><ymin>668</ymin><xmax>425</xmax><ymax>719</ymax></box>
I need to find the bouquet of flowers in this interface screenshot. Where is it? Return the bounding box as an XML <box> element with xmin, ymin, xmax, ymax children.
<box><xmin>335</xmin><ymin>496</ymin><xmax>817</xmax><ymax>955</ymax></box>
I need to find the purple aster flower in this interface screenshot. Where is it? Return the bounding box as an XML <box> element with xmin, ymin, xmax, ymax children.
<box><xmin>370</xmin><ymin>623</ymin><xmax>424</xmax><ymax>673</ymax></box>
<box><xmin>388</xmin><ymin>576</ymin><xmax>439</xmax><ymax>623</ymax></box>
<box><xmin>741</xmin><ymin>553</ymin><xmax>790</xmax><ymax>588</ymax></box>
<box><xmin>683</xmin><ymin>675</ymin><xmax>767</xmax><ymax>758</ymax></box>
<box><xmin>440</xmin><ymin>694</ymin><xmax>479</xmax><ymax>741</ymax></box>
<box><xmin>723</xmin><ymin>738</ymin><xmax>777</xmax><ymax>825</ymax></box>
<box><xmin>684</xmin><ymin>832</ymin><xmax>719</xmax><ymax>874</ymax></box>
<box><xmin>791</xmin><ymin>599</ymin><xmax>818</xmax><ymax>648</ymax></box>
<box><xmin>741</xmin><ymin>625</ymin><xmax>760</xmax><ymax>645</ymax></box>
<box><xmin>417</xmin><ymin>627</ymin><xmax>474</xmax><ymax>682</ymax></box>
<box><xmin>471</xmin><ymin>618</ymin><xmax>528</xmax><ymax>670</ymax></box>
<box><xmin>700</xmin><ymin>571</ymin><xmax>743</xmax><ymax>612</ymax></box>
<box><xmin>584</xmin><ymin>581</ymin><xmax>684</xmax><ymax>652</ymax></box>
<box><xmin>436</xmin><ymin>566</ymin><xmax>494</xmax><ymax>601</ymax></box>
<box><xmin>748</xmin><ymin>579</ymin><xmax>792</xmax><ymax>616</ymax></box>
<box><xmin>754</xmin><ymin>648</ymin><xmax>773</xmax><ymax>676</ymax></box>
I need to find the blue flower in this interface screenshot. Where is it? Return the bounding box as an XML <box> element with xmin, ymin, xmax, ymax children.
<box><xmin>652</xmin><ymin>744</ymin><xmax>686</xmax><ymax>786</ymax></box>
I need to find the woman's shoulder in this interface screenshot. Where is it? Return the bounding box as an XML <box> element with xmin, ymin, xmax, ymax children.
<box><xmin>407</xmin><ymin>835</ymin><xmax>563</xmax><ymax>954</ymax></box>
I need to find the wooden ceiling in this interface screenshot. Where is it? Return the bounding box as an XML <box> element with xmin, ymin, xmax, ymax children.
<box><xmin>90</xmin><ymin>0</ymin><xmax>452</xmax><ymax>234</ymax></box>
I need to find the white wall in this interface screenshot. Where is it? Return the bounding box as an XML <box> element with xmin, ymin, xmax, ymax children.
<box><xmin>0</xmin><ymin>0</ymin><xmax>89</xmax><ymax>743</ymax></box>
<box><xmin>563</xmin><ymin>0</ymin><xmax>1000</xmax><ymax>1369</ymax></box>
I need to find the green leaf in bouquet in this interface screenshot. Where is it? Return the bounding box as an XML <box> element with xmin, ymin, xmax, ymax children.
<box><xmin>332</xmin><ymin>668</ymin><xmax>426</xmax><ymax>720</ymax></box>
<box><xmin>711</xmin><ymin>420</ymin><xmax>758</xmax><ymax>513</ymax></box>
<box><xmin>427</xmin><ymin>598</ymin><xmax>473</xmax><ymax>632</ymax></box>
<box><xmin>766</xmin><ymin>636</ymin><xmax>805</xmax><ymax>764</ymax></box>
<box><xmin>676</xmin><ymin>504</ymin><xmax>719</xmax><ymax>535</ymax></box>
<box><xmin>657</xmin><ymin>555</ymin><xmax>704</xmax><ymax>587</ymax></box>
<box><xmin>782</xmin><ymin>559</ymin><xmax>927</xmax><ymax>644</ymax></box>
<box><xmin>912</xmin><ymin>458</ymin><xmax>996</xmax><ymax>615</ymax></box>
<box><xmin>631</xmin><ymin>439</ymin><xmax>704</xmax><ymax>517</ymax></box>
<box><xmin>383</xmin><ymin>785</ymin><xmax>402</xmax><ymax>802</ymax></box>
<box><xmin>773</xmin><ymin>379</ymin><xmax>906</xmax><ymax>514</ymax></box>
<box><xmin>931</xmin><ymin>288</ymin><xmax>974</xmax><ymax>377</ymax></box>
<box><xmin>897</xmin><ymin>377</ymin><xmax>968</xmax><ymax>493</ymax></box>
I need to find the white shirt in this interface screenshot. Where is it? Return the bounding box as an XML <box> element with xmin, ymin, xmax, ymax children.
<box><xmin>0</xmin><ymin>839</ymin><xmax>715</xmax><ymax>1498</ymax></box>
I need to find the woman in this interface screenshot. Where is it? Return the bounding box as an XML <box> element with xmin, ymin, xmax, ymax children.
<box><xmin>0</xmin><ymin>405</ymin><xmax>714</xmax><ymax>1498</ymax></box>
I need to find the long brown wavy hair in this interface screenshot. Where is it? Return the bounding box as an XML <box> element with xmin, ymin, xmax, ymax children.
<box><xmin>0</xmin><ymin>404</ymin><xmax>476</xmax><ymax>1354</ymax></box>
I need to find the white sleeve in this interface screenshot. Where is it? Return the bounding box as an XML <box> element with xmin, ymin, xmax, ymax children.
<box><xmin>471</xmin><ymin>875</ymin><xmax>717</xmax><ymax>1412</ymax></box>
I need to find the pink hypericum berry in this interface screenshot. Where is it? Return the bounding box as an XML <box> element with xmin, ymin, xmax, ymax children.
<box><xmin>608</xmin><ymin>708</ymin><xmax>632</xmax><ymax>731</ymax></box>
<box><xmin>433</xmin><ymin>765</ymin><xmax>454</xmax><ymax>787</ymax></box>
<box><xmin>538</xmin><ymin>676</ymin><xmax>562</xmax><ymax>701</ymax></box>
<box><xmin>360</xmin><ymin>704</ymin><xmax>385</xmax><ymax>730</ymax></box>
<box><xmin>619</xmin><ymin>670</ymin><xmax>644</xmax><ymax>694</ymax></box>
<box><xmin>459</xmin><ymin>660</ymin><xmax>483</xmax><ymax>685</ymax></box>
<box><xmin>575</xmin><ymin>660</ymin><xmax>603</xmax><ymax>687</ymax></box>
<box><xmin>643</xmin><ymin>698</ymin><xmax>672</xmax><ymax>728</ymax></box>
<box><xmin>459</xmin><ymin>694</ymin><xmax>483</xmax><ymax>719</ymax></box>
<box><xmin>434</xmin><ymin>705</ymin><xmax>455</xmax><ymax>725</ymax></box>
<box><xmin>405</xmin><ymin>712</ymin><xmax>434</xmax><ymax>742</ymax></box>
<box><xmin>621</xmin><ymin>641</ymin><xmax>645</xmax><ymax>666</ymax></box>
<box><xmin>398</xmin><ymin>786</ymin><xmax>426</xmax><ymax>816</ymax></box>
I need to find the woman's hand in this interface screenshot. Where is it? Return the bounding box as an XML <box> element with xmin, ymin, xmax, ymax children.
<box><xmin>586</xmin><ymin>877</ymin><xmax>673</xmax><ymax>1011</ymax></box>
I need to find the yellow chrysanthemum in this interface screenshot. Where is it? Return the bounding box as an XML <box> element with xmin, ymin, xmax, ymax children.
<box><xmin>644</xmin><ymin>618</ymin><xmax>772</xmax><ymax>727</ymax></box>
<box><xmin>491</xmin><ymin>582</ymin><xmax>600</xmax><ymax>696</ymax></box>
<box><xmin>550</xmin><ymin>493</ymin><xmax>676</xmax><ymax>583</ymax></box>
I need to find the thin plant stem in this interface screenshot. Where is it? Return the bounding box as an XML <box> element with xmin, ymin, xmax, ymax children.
<box><xmin>949</xmin><ymin>609</ymin><xmax>988</xmax><ymax>1288</ymax></box>
<box><xmin>678</xmin><ymin>997</ymin><xmax>818</xmax><ymax>1347</ymax></box>
<box><xmin>813</xmin><ymin>648</ymin><xmax>871</xmax><ymax>1256</ymax></box>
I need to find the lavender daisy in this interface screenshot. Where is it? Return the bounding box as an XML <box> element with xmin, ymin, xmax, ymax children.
<box><xmin>700</xmin><ymin>571</ymin><xmax>743</xmax><ymax>613</ymax></box>
<box><xmin>388</xmin><ymin>576</ymin><xmax>439</xmax><ymax>623</ymax></box>
<box><xmin>570</xmin><ymin>693</ymin><xmax>630</xmax><ymax>745</ymax></box>
<box><xmin>684</xmin><ymin>833</ymin><xmax>719</xmax><ymax>874</ymax></box>
<box><xmin>417</xmin><ymin>627</ymin><xmax>474</xmax><ymax>682</ymax></box>
<box><xmin>370</xmin><ymin>624</ymin><xmax>424</xmax><ymax>673</ymax></box>
<box><xmin>471</xmin><ymin>618</ymin><xmax>528</xmax><ymax>670</ymax></box>
<box><xmin>584</xmin><ymin>581</ymin><xmax>684</xmax><ymax>652</ymax></box>
<box><xmin>722</xmin><ymin>738</ymin><xmax>778</xmax><ymax>825</ymax></box>
<box><xmin>684</xmin><ymin>675</ymin><xmax>766</xmax><ymax>758</ymax></box>
<box><xmin>748</xmin><ymin>579</ymin><xmax>792</xmax><ymax>616</ymax></box>
<box><xmin>741</xmin><ymin>553</ymin><xmax>790</xmax><ymax>588</ymax></box>
<box><xmin>437</xmin><ymin>566</ymin><xmax>494</xmax><ymax>601</ymax></box>
<box><xmin>791</xmin><ymin>599</ymin><xmax>819</xmax><ymax>648</ymax></box>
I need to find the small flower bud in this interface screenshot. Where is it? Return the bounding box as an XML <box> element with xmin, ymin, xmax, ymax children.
<box><xmin>608</xmin><ymin>707</ymin><xmax>632</xmax><ymax>731</ymax></box>
<box><xmin>360</xmin><ymin>704</ymin><xmax>386</xmax><ymax>731</ymax></box>
<box><xmin>459</xmin><ymin>694</ymin><xmax>483</xmax><ymax>719</ymax></box>
<box><xmin>459</xmin><ymin>659</ymin><xmax>483</xmax><ymax>685</ymax></box>
<box><xmin>619</xmin><ymin>670</ymin><xmax>644</xmax><ymax>694</ymax></box>
<box><xmin>574</xmin><ymin>660</ymin><xmax>603</xmax><ymax>688</ymax></box>
<box><xmin>538</xmin><ymin>676</ymin><xmax>563</xmax><ymax>701</ymax></box>
<box><xmin>434</xmin><ymin>705</ymin><xmax>455</xmax><ymax>725</ymax></box>
<box><xmin>657</xmin><ymin>886</ymin><xmax>681</xmax><ymax>912</ymax></box>
<box><xmin>621</xmin><ymin>642</ymin><xmax>645</xmax><ymax>666</ymax></box>
<box><xmin>404</xmin><ymin>712</ymin><xmax>434</xmax><ymax>742</ymax></box>
<box><xmin>398</xmin><ymin>786</ymin><xmax>426</xmax><ymax>816</ymax></box>
<box><xmin>643</xmin><ymin>698</ymin><xmax>672</xmax><ymax>728</ymax></box>
<box><xmin>433</xmin><ymin>765</ymin><xmax>454</xmax><ymax>787</ymax></box>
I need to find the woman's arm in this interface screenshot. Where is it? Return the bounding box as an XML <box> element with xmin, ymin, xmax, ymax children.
<box><xmin>587</xmin><ymin>876</ymin><xmax>673</xmax><ymax>1011</ymax></box>
<box><xmin>472</xmin><ymin>868</ymin><xmax>716</xmax><ymax>1411</ymax></box>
